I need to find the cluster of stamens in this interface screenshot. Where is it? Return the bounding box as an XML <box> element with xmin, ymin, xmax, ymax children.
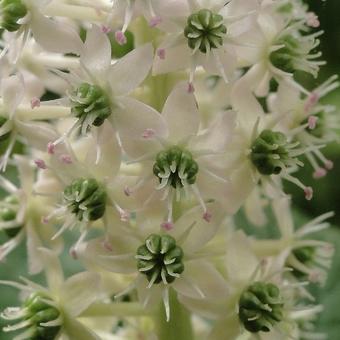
<box><xmin>153</xmin><ymin>146</ymin><xmax>198</xmax><ymax>189</ymax></box>
<box><xmin>239</xmin><ymin>282</ymin><xmax>284</xmax><ymax>333</ymax></box>
<box><xmin>136</xmin><ymin>234</ymin><xmax>184</xmax><ymax>286</ymax></box>
<box><xmin>1</xmin><ymin>292</ymin><xmax>61</xmax><ymax>339</ymax></box>
<box><xmin>63</xmin><ymin>178</ymin><xmax>107</xmax><ymax>222</ymax></box>
<box><xmin>270</xmin><ymin>29</ymin><xmax>323</xmax><ymax>77</ymax></box>
<box><xmin>70</xmin><ymin>83</ymin><xmax>112</xmax><ymax>132</ymax></box>
<box><xmin>251</xmin><ymin>130</ymin><xmax>302</xmax><ymax>176</ymax></box>
<box><xmin>184</xmin><ymin>9</ymin><xmax>227</xmax><ymax>54</ymax></box>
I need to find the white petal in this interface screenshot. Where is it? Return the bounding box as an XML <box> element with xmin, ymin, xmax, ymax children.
<box><xmin>31</xmin><ymin>11</ymin><xmax>82</xmax><ymax>55</ymax></box>
<box><xmin>1</xmin><ymin>75</ymin><xmax>24</xmax><ymax>118</ymax></box>
<box><xmin>225</xmin><ymin>230</ymin><xmax>259</xmax><ymax>284</ymax></box>
<box><xmin>37</xmin><ymin>248</ymin><xmax>64</xmax><ymax>293</ymax></box>
<box><xmin>26</xmin><ymin>221</ymin><xmax>44</xmax><ymax>275</ymax></box>
<box><xmin>272</xmin><ymin>197</ymin><xmax>294</xmax><ymax>238</ymax></box>
<box><xmin>63</xmin><ymin>317</ymin><xmax>100</xmax><ymax>340</ymax></box>
<box><xmin>109</xmin><ymin>44</ymin><xmax>154</xmax><ymax>96</ymax></box>
<box><xmin>85</xmin><ymin>121</ymin><xmax>121</xmax><ymax>181</ymax></box>
<box><xmin>190</xmin><ymin>110</ymin><xmax>236</xmax><ymax>153</ymax></box>
<box><xmin>115</xmin><ymin>97</ymin><xmax>167</xmax><ymax>158</ymax></box>
<box><xmin>152</xmin><ymin>39</ymin><xmax>190</xmax><ymax>75</ymax></box>
<box><xmin>16</xmin><ymin>120</ymin><xmax>58</xmax><ymax>151</ymax></box>
<box><xmin>14</xmin><ymin>155</ymin><xmax>34</xmax><ymax>195</ymax></box>
<box><xmin>59</xmin><ymin>272</ymin><xmax>100</xmax><ymax>317</ymax></box>
<box><xmin>80</xmin><ymin>25</ymin><xmax>111</xmax><ymax>82</ymax></box>
<box><xmin>174</xmin><ymin>260</ymin><xmax>229</xmax><ymax>300</ymax></box>
<box><xmin>170</xmin><ymin>202</ymin><xmax>225</xmax><ymax>254</ymax></box>
<box><xmin>208</xmin><ymin>317</ymin><xmax>242</xmax><ymax>340</ymax></box>
<box><xmin>78</xmin><ymin>236</ymin><xmax>138</xmax><ymax>274</ymax></box>
<box><xmin>162</xmin><ymin>82</ymin><xmax>199</xmax><ymax>143</ymax></box>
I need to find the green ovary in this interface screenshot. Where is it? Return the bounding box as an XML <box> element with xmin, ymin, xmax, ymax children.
<box><xmin>239</xmin><ymin>282</ymin><xmax>284</xmax><ymax>333</ymax></box>
<box><xmin>136</xmin><ymin>234</ymin><xmax>184</xmax><ymax>285</ymax></box>
<box><xmin>184</xmin><ymin>9</ymin><xmax>227</xmax><ymax>54</ymax></box>
<box><xmin>63</xmin><ymin>178</ymin><xmax>107</xmax><ymax>222</ymax></box>
<box><xmin>153</xmin><ymin>146</ymin><xmax>199</xmax><ymax>189</ymax></box>
<box><xmin>70</xmin><ymin>83</ymin><xmax>112</xmax><ymax>128</ymax></box>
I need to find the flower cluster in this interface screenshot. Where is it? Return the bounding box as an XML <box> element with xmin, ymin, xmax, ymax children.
<box><xmin>0</xmin><ymin>0</ymin><xmax>338</xmax><ymax>339</ymax></box>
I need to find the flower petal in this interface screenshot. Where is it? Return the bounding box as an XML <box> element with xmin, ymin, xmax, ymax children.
<box><xmin>170</xmin><ymin>202</ymin><xmax>225</xmax><ymax>254</ymax></box>
<box><xmin>37</xmin><ymin>247</ymin><xmax>64</xmax><ymax>293</ymax></box>
<box><xmin>225</xmin><ymin>230</ymin><xmax>259</xmax><ymax>284</ymax></box>
<box><xmin>31</xmin><ymin>11</ymin><xmax>82</xmax><ymax>55</ymax></box>
<box><xmin>16</xmin><ymin>120</ymin><xmax>58</xmax><ymax>151</ymax></box>
<box><xmin>80</xmin><ymin>25</ymin><xmax>111</xmax><ymax>82</ymax></box>
<box><xmin>109</xmin><ymin>44</ymin><xmax>154</xmax><ymax>96</ymax></box>
<box><xmin>162</xmin><ymin>82</ymin><xmax>200</xmax><ymax>143</ymax></box>
<box><xmin>84</xmin><ymin>121</ymin><xmax>121</xmax><ymax>181</ymax></box>
<box><xmin>63</xmin><ymin>316</ymin><xmax>100</xmax><ymax>340</ymax></box>
<box><xmin>1</xmin><ymin>75</ymin><xmax>25</xmax><ymax>118</ymax></box>
<box><xmin>115</xmin><ymin>97</ymin><xmax>167</xmax><ymax>158</ymax></box>
<box><xmin>173</xmin><ymin>260</ymin><xmax>229</xmax><ymax>300</ymax></box>
<box><xmin>59</xmin><ymin>272</ymin><xmax>100</xmax><ymax>317</ymax></box>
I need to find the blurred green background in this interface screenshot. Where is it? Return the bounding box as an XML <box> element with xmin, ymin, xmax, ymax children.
<box><xmin>1</xmin><ymin>1</ymin><xmax>340</xmax><ymax>339</ymax></box>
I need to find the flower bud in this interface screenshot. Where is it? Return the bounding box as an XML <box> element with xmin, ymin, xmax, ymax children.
<box><xmin>153</xmin><ymin>146</ymin><xmax>199</xmax><ymax>189</ymax></box>
<box><xmin>63</xmin><ymin>178</ymin><xmax>107</xmax><ymax>222</ymax></box>
<box><xmin>0</xmin><ymin>0</ymin><xmax>27</xmax><ymax>32</ymax></box>
<box><xmin>0</xmin><ymin>195</ymin><xmax>22</xmax><ymax>238</ymax></box>
<box><xmin>70</xmin><ymin>83</ymin><xmax>112</xmax><ymax>129</ymax></box>
<box><xmin>184</xmin><ymin>9</ymin><xmax>227</xmax><ymax>54</ymax></box>
<box><xmin>136</xmin><ymin>234</ymin><xmax>184</xmax><ymax>285</ymax></box>
<box><xmin>239</xmin><ymin>282</ymin><xmax>284</xmax><ymax>333</ymax></box>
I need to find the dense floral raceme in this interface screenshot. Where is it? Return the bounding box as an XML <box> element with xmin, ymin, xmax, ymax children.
<box><xmin>0</xmin><ymin>0</ymin><xmax>338</xmax><ymax>339</ymax></box>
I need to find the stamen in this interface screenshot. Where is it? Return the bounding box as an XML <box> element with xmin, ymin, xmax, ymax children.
<box><xmin>30</xmin><ymin>97</ymin><xmax>40</xmax><ymax>109</ymax></box>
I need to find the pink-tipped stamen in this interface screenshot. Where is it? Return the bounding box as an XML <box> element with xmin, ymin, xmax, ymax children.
<box><xmin>187</xmin><ymin>82</ymin><xmax>195</xmax><ymax>93</ymax></box>
<box><xmin>115</xmin><ymin>31</ymin><xmax>127</xmax><ymax>45</ymax></box>
<box><xmin>30</xmin><ymin>97</ymin><xmax>40</xmax><ymax>109</ymax></box>
<box><xmin>41</xmin><ymin>216</ymin><xmax>49</xmax><ymax>224</ymax></box>
<box><xmin>306</xmin><ymin>12</ymin><xmax>320</xmax><ymax>28</ymax></box>
<box><xmin>47</xmin><ymin>142</ymin><xmax>55</xmax><ymax>155</ymax></box>
<box><xmin>161</xmin><ymin>221</ymin><xmax>174</xmax><ymax>231</ymax></box>
<box><xmin>304</xmin><ymin>187</ymin><xmax>314</xmax><ymax>201</ymax></box>
<box><xmin>102</xmin><ymin>239</ymin><xmax>113</xmax><ymax>252</ymax></box>
<box><xmin>142</xmin><ymin>128</ymin><xmax>156</xmax><ymax>139</ymax></box>
<box><xmin>149</xmin><ymin>16</ymin><xmax>162</xmax><ymax>27</ymax></box>
<box><xmin>325</xmin><ymin>160</ymin><xmax>334</xmax><ymax>170</ymax></box>
<box><xmin>101</xmin><ymin>25</ymin><xmax>111</xmax><ymax>34</ymax></box>
<box><xmin>60</xmin><ymin>154</ymin><xmax>72</xmax><ymax>165</ymax></box>
<box><xmin>157</xmin><ymin>48</ymin><xmax>166</xmax><ymax>60</ymax></box>
<box><xmin>203</xmin><ymin>211</ymin><xmax>212</xmax><ymax>222</ymax></box>
<box><xmin>305</xmin><ymin>92</ymin><xmax>319</xmax><ymax>112</ymax></box>
<box><xmin>308</xmin><ymin>116</ymin><xmax>318</xmax><ymax>130</ymax></box>
<box><xmin>34</xmin><ymin>159</ymin><xmax>47</xmax><ymax>170</ymax></box>
<box><xmin>313</xmin><ymin>168</ymin><xmax>327</xmax><ymax>179</ymax></box>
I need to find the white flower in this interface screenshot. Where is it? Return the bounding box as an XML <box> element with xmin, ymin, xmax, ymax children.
<box><xmin>0</xmin><ymin>155</ymin><xmax>62</xmax><ymax>274</ymax></box>
<box><xmin>0</xmin><ymin>0</ymin><xmax>83</xmax><ymax>60</ymax></box>
<box><xmin>0</xmin><ymin>248</ymin><xmax>101</xmax><ymax>340</ymax></box>
<box><xmin>0</xmin><ymin>74</ymin><xmax>59</xmax><ymax>170</ymax></box>
<box><xmin>234</xmin><ymin>1</ymin><xmax>325</xmax><ymax>97</ymax></box>
<box><xmin>119</xmin><ymin>82</ymin><xmax>236</xmax><ymax>227</ymax></box>
<box><xmin>152</xmin><ymin>0</ymin><xmax>259</xmax><ymax>84</ymax></box>
<box><xmin>269</xmin><ymin>76</ymin><xmax>340</xmax><ymax>179</ymax></box>
<box><xmin>48</xmin><ymin>25</ymin><xmax>156</xmax><ymax>151</ymax></box>
<box><xmin>36</xmin><ymin>121</ymin><xmax>123</xmax><ymax>256</ymax></box>
<box><xmin>226</xmin><ymin>81</ymin><xmax>315</xmax><ymax>205</ymax></box>
<box><xmin>78</xmin><ymin>202</ymin><xmax>229</xmax><ymax>322</ymax></box>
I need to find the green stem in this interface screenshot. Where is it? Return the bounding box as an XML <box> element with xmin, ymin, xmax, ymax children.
<box><xmin>155</xmin><ymin>289</ymin><xmax>194</xmax><ymax>340</ymax></box>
